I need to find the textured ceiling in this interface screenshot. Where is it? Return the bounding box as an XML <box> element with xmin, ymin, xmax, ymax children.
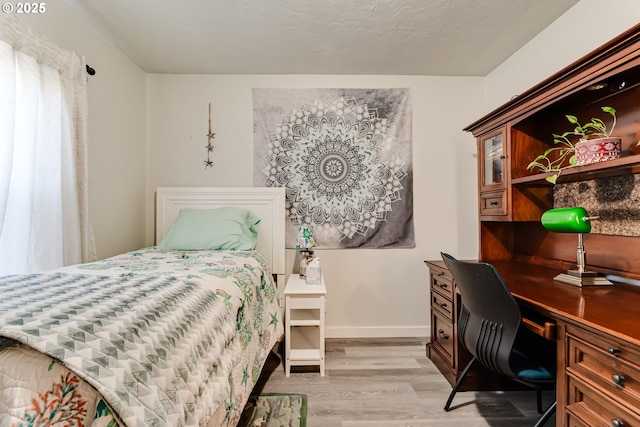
<box><xmin>66</xmin><ymin>0</ymin><xmax>579</xmax><ymax>76</ymax></box>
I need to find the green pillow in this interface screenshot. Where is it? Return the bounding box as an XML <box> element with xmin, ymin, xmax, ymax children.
<box><xmin>157</xmin><ymin>207</ymin><xmax>260</xmax><ymax>250</ymax></box>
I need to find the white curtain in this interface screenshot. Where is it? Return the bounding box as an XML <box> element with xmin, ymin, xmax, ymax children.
<box><xmin>0</xmin><ymin>15</ymin><xmax>95</xmax><ymax>275</ymax></box>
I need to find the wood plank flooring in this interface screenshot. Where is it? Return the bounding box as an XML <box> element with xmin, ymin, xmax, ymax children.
<box><xmin>248</xmin><ymin>338</ymin><xmax>555</xmax><ymax>426</ymax></box>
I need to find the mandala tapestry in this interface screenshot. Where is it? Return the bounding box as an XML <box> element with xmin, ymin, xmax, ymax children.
<box><xmin>253</xmin><ymin>88</ymin><xmax>414</xmax><ymax>249</ymax></box>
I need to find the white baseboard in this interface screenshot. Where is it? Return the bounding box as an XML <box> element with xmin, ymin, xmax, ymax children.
<box><xmin>326</xmin><ymin>325</ymin><xmax>429</xmax><ymax>339</ymax></box>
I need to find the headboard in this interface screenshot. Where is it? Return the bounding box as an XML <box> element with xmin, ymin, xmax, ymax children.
<box><xmin>155</xmin><ymin>187</ymin><xmax>286</xmax><ymax>281</ymax></box>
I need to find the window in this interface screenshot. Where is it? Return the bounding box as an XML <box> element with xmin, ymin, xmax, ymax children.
<box><xmin>0</xmin><ymin>15</ymin><xmax>95</xmax><ymax>275</ymax></box>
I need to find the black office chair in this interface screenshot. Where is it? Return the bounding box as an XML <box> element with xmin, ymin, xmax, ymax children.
<box><xmin>440</xmin><ymin>253</ymin><xmax>556</xmax><ymax>427</ymax></box>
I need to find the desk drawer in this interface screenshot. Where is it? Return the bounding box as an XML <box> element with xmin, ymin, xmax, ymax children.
<box><xmin>430</xmin><ymin>269</ymin><xmax>454</xmax><ymax>300</ymax></box>
<box><xmin>567</xmin><ymin>374</ymin><xmax>640</xmax><ymax>427</ymax></box>
<box><xmin>432</xmin><ymin>291</ymin><xmax>453</xmax><ymax>320</ymax></box>
<box><xmin>431</xmin><ymin>310</ymin><xmax>454</xmax><ymax>366</ymax></box>
<box><xmin>567</xmin><ymin>327</ymin><xmax>640</xmax><ymax>412</ymax></box>
<box><xmin>480</xmin><ymin>191</ymin><xmax>506</xmax><ymax>216</ymax></box>
<box><xmin>566</xmin><ymin>413</ymin><xmax>590</xmax><ymax>427</ymax></box>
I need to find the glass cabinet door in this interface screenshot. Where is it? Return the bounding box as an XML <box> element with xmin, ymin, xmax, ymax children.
<box><xmin>480</xmin><ymin>130</ymin><xmax>505</xmax><ymax>191</ymax></box>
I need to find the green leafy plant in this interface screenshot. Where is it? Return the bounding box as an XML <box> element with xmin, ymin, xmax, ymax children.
<box><xmin>527</xmin><ymin>106</ymin><xmax>617</xmax><ymax>184</ymax></box>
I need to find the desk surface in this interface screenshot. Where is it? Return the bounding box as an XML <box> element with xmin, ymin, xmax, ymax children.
<box><xmin>427</xmin><ymin>259</ymin><xmax>640</xmax><ymax>347</ymax></box>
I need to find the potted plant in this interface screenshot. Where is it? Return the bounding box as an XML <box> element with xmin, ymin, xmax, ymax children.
<box><xmin>527</xmin><ymin>106</ymin><xmax>622</xmax><ymax>184</ymax></box>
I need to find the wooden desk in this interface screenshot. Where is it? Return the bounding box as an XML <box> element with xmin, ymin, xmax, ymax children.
<box><xmin>491</xmin><ymin>261</ymin><xmax>640</xmax><ymax>345</ymax></box>
<box><xmin>455</xmin><ymin>23</ymin><xmax>640</xmax><ymax>427</ymax></box>
<box><xmin>426</xmin><ymin>259</ymin><xmax>640</xmax><ymax>426</ymax></box>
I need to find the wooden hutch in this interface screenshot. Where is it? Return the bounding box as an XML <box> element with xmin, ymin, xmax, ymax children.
<box><xmin>426</xmin><ymin>24</ymin><xmax>640</xmax><ymax>426</ymax></box>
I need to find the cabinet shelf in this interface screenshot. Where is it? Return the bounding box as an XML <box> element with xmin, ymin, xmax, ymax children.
<box><xmin>289</xmin><ymin>349</ymin><xmax>322</xmax><ymax>361</ymax></box>
<box><xmin>512</xmin><ymin>154</ymin><xmax>640</xmax><ymax>186</ymax></box>
<box><xmin>289</xmin><ymin>308</ymin><xmax>321</xmax><ymax>326</ymax></box>
<box><xmin>289</xmin><ymin>327</ymin><xmax>321</xmax><ymax>354</ymax></box>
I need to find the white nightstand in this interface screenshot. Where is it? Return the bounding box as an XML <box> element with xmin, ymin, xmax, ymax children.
<box><xmin>284</xmin><ymin>273</ymin><xmax>326</xmax><ymax>376</ymax></box>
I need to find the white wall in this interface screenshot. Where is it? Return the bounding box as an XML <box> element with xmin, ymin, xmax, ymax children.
<box><xmin>485</xmin><ymin>0</ymin><xmax>640</xmax><ymax>111</ymax></box>
<box><xmin>146</xmin><ymin>74</ymin><xmax>484</xmax><ymax>337</ymax></box>
<box><xmin>17</xmin><ymin>2</ymin><xmax>148</xmax><ymax>259</ymax></box>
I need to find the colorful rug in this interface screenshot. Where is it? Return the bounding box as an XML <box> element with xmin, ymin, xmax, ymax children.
<box><xmin>238</xmin><ymin>393</ymin><xmax>307</xmax><ymax>427</ymax></box>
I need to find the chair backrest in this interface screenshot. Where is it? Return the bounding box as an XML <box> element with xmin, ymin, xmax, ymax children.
<box><xmin>441</xmin><ymin>252</ymin><xmax>521</xmax><ymax>378</ymax></box>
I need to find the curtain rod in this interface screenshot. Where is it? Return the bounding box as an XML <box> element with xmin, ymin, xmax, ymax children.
<box><xmin>86</xmin><ymin>64</ymin><xmax>95</xmax><ymax>76</ymax></box>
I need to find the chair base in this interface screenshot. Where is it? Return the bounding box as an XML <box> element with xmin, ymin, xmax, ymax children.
<box><xmin>444</xmin><ymin>357</ymin><xmax>556</xmax><ymax>427</ymax></box>
<box><xmin>444</xmin><ymin>357</ymin><xmax>476</xmax><ymax>411</ymax></box>
<box><xmin>534</xmin><ymin>400</ymin><xmax>556</xmax><ymax>427</ymax></box>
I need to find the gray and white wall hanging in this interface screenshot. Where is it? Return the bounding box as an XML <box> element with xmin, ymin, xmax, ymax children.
<box><xmin>253</xmin><ymin>88</ymin><xmax>414</xmax><ymax>249</ymax></box>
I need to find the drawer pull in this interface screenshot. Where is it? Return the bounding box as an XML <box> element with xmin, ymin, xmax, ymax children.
<box><xmin>490</xmin><ymin>201</ymin><xmax>498</xmax><ymax>206</ymax></box>
<box><xmin>612</xmin><ymin>374</ymin><xmax>626</xmax><ymax>387</ymax></box>
<box><xmin>438</xmin><ymin>329</ymin><xmax>449</xmax><ymax>340</ymax></box>
<box><xmin>611</xmin><ymin>419</ymin><xmax>626</xmax><ymax>427</ymax></box>
<box><xmin>608</xmin><ymin>348</ymin><xmax>622</xmax><ymax>356</ymax></box>
<box><xmin>439</xmin><ymin>303</ymin><xmax>448</xmax><ymax>309</ymax></box>
<box><xmin>439</xmin><ymin>283</ymin><xmax>449</xmax><ymax>289</ymax></box>
<box><xmin>522</xmin><ymin>318</ymin><xmax>556</xmax><ymax>340</ymax></box>
<box><xmin>437</xmin><ymin>272</ymin><xmax>445</xmax><ymax>277</ymax></box>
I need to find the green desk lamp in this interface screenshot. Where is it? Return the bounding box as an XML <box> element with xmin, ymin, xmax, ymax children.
<box><xmin>541</xmin><ymin>207</ymin><xmax>612</xmax><ymax>286</ymax></box>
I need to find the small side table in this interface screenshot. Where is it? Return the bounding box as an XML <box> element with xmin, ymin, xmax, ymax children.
<box><xmin>284</xmin><ymin>273</ymin><xmax>326</xmax><ymax>376</ymax></box>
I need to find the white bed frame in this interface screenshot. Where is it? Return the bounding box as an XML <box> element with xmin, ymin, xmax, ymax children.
<box><xmin>155</xmin><ymin>187</ymin><xmax>287</xmax><ymax>305</ymax></box>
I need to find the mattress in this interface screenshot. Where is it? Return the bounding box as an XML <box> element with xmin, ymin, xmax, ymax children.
<box><xmin>0</xmin><ymin>247</ymin><xmax>283</xmax><ymax>426</ymax></box>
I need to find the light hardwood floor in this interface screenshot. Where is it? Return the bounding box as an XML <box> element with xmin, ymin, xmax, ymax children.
<box><xmin>248</xmin><ymin>337</ymin><xmax>556</xmax><ymax>426</ymax></box>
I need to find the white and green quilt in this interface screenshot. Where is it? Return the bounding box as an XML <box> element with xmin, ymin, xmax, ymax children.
<box><xmin>0</xmin><ymin>248</ymin><xmax>283</xmax><ymax>426</ymax></box>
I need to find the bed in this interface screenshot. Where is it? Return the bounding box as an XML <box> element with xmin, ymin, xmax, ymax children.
<box><xmin>0</xmin><ymin>187</ymin><xmax>286</xmax><ymax>426</ymax></box>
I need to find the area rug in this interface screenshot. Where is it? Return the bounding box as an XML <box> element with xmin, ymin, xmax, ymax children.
<box><xmin>238</xmin><ymin>393</ymin><xmax>307</xmax><ymax>427</ymax></box>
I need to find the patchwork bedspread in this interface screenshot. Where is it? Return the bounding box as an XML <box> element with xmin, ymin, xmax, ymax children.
<box><xmin>0</xmin><ymin>248</ymin><xmax>283</xmax><ymax>426</ymax></box>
